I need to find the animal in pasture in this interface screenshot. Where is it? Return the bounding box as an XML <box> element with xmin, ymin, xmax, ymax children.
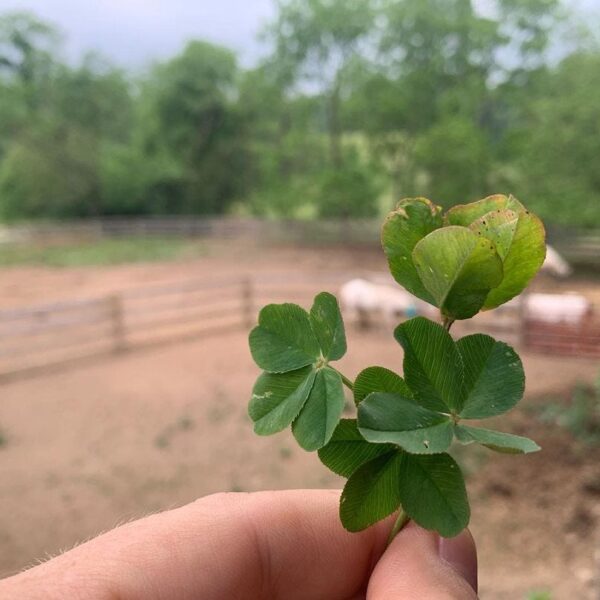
<box><xmin>522</xmin><ymin>292</ymin><xmax>592</xmax><ymax>324</ymax></box>
<box><xmin>541</xmin><ymin>245</ymin><xmax>572</xmax><ymax>278</ymax></box>
<box><xmin>339</xmin><ymin>278</ymin><xmax>433</xmax><ymax>327</ymax></box>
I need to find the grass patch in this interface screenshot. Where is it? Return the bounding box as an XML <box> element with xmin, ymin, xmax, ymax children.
<box><xmin>0</xmin><ymin>236</ymin><xmax>206</xmax><ymax>267</ymax></box>
<box><xmin>526</xmin><ymin>591</ymin><xmax>552</xmax><ymax>600</ymax></box>
<box><xmin>536</xmin><ymin>372</ymin><xmax>600</xmax><ymax>446</ymax></box>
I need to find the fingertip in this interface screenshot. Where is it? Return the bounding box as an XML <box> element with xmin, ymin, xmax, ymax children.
<box><xmin>367</xmin><ymin>521</ymin><xmax>478</xmax><ymax>599</ymax></box>
<box><xmin>438</xmin><ymin>528</ymin><xmax>478</xmax><ymax>593</ymax></box>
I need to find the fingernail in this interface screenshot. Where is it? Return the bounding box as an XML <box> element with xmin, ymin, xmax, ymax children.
<box><xmin>438</xmin><ymin>530</ymin><xmax>478</xmax><ymax>593</ymax></box>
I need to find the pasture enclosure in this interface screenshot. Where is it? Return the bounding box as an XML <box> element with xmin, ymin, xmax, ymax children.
<box><xmin>2</xmin><ymin>217</ymin><xmax>599</xmax><ymax>266</ymax></box>
<box><xmin>0</xmin><ymin>271</ymin><xmax>598</xmax><ymax>380</ymax></box>
<box><xmin>0</xmin><ymin>272</ymin><xmax>348</xmax><ymax>378</ymax></box>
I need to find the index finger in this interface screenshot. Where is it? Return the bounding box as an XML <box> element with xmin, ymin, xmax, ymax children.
<box><xmin>1</xmin><ymin>490</ymin><xmax>392</xmax><ymax>600</ymax></box>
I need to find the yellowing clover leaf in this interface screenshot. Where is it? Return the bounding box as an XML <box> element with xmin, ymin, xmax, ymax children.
<box><xmin>382</xmin><ymin>195</ymin><xmax>545</xmax><ymax>320</ymax></box>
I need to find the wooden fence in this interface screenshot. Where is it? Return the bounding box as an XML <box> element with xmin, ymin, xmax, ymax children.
<box><xmin>0</xmin><ymin>272</ymin><xmax>349</xmax><ymax>380</ymax></box>
<box><xmin>0</xmin><ymin>273</ymin><xmax>598</xmax><ymax>380</ymax></box>
<box><xmin>0</xmin><ymin>218</ymin><xmax>381</xmax><ymax>247</ymax></box>
<box><xmin>2</xmin><ymin>217</ymin><xmax>598</xmax><ymax>263</ymax></box>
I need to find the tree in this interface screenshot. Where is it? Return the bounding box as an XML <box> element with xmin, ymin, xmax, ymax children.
<box><xmin>316</xmin><ymin>154</ymin><xmax>380</xmax><ymax>218</ymax></box>
<box><xmin>516</xmin><ymin>52</ymin><xmax>600</xmax><ymax>227</ymax></box>
<box><xmin>239</xmin><ymin>64</ymin><xmax>330</xmax><ymax>217</ymax></box>
<box><xmin>0</xmin><ymin>126</ymin><xmax>98</xmax><ymax>219</ymax></box>
<box><xmin>266</xmin><ymin>0</ymin><xmax>377</xmax><ymax>168</ymax></box>
<box><xmin>139</xmin><ymin>41</ymin><xmax>249</xmax><ymax>214</ymax></box>
<box><xmin>413</xmin><ymin>116</ymin><xmax>490</xmax><ymax>206</ymax></box>
<box><xmin>0</xmin><ymin>11</ymin><xmax>60</xmax><ymax>110</ymax></box>
<box><xmin>380</xmin><ymin>0</ymin><xmax>499</xmax><ymax>132</ymax></box>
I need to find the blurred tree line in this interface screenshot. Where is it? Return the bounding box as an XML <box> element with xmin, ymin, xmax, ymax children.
<box><xmin>0</xmin><ymin>1</ymin><xmax>598</xmax><ymax>226</ymax></box>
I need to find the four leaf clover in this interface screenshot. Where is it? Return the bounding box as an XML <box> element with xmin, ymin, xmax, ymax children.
<box><xmin>248</xmin><ymin>195</ymin><xmax>544</xmax><ymax>540</ymax></box>
<box><xmin>319</xmin><ymin>317</ymin><xmax>539</xmax><ymax>537</ymax></box>
<box><xmin>382</xmin><ymin>195</ymin><xmax>546</xmax><ymax>320</ymax></box>
<box><xmin>249</xmin><ymin>292</ymin><xmax>347</xmax><ymax>451</ymax></box>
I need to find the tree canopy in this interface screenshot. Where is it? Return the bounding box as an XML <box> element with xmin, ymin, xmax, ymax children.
<box><xmin>0</xmin><ymin>2</ymin><xmax>598</xmax><ymax>227</ymax></box>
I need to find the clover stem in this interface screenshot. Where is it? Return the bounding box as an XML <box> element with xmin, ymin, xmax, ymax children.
<box><xmin>442</xmin><ymin>316</ymin><xmax>455</xmax><ymax>332</ymax></box>
<box><xmin>386</xmin><ymin>508</ymin><xmax>410</xmax><ymax>547</ymax></box>
<box><xmin>334</xmin><ymin>369</ymin><xmax>354</xmax><ymax>392</ymax></box>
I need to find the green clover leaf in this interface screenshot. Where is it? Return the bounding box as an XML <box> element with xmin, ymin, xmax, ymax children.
<box><xmin>412</xmin><ymin>226</ymin><xmax>504</xmax><ymax>320</ymax></box>
<box><xmin>357</xmin><ymin>393</ymin><xmax>453</xmax><ymax>454</ymax></box>
<box><xmin>391</xmin><ymin>318</ymin><xmax>537</xmax><ymax>454</ymax></box>
<box><xmin>247</xmin><ymin>194</ymin><xmax>544</xmax><ymax>542</ymax></box>
<box><xmin>396</xmin><ymin>452</ymin><xmax>470</xmax><ymax>537</ymax></box>
<box><xmin>292</xmin><ymin>366</ymin><xmax>345</xmax><ymax>451</ymax></box>
<box><xmin>249</xmin><ymin>366</ymin><xmax>316</xmax><ymax>436</ymax></box>
<box><xmin>248</xmin><ymin>292</ymin><xmax>348</xmax><ymax>450</ymax></box>
<box><xmin>339</xmin><ymin>451</ymin><xmax>403</xmax><ymax>532</ymax></box>
<box><xmin>353</xmin><ymin>366</ymin><xmax>413</xmax><ymax>405</ymax></box>
<box><xmin>339</xmin><ymin>448</ymin><xmax>470</xmax><ymax>537</ymax></box>
<box><xmin>382</xmin><ymin>197</ymin><xmax>443</xmax><ymax>304</ymax></box>
<box><xmin>444</xmin><ymin>193</ymin><xmax>523</xmax><ymax>226</ymax></box>
<box><xmin>382</xmin><ymin>195</ymin><xmax>545</xmax><ymax>320</ymax></box>
<box><xmin>394</xmin><ymin>317</ymin><xmax>464</xmax><ymax>413</ymax></box>
<box><xmin>310</xmin><ymin>291</ymin><xmax>347</xmax><ymax>361</ymax></box>
<box><xmin>249</xmin><ymin>303</ymin><xmax>320</xmax><ymax>373</ymax></box>
<box><xmin>446</xmin><ymin>194</ymin><xmax>546</xmax><ymax>310</ymax></box>
<box><xmin>457</xmin><ymin>333</ymin><xmax>525</xmax><ymax>419</ymax></box>
<box><xmin>454</xmin><ymin>424</ymin><xmax>540</xmax><ymax>454</ymax></box>
<box><xmin>317</xmin><ymin>317</ymin><xmax>538</xmax><ymax>536</ymax></box>
<box><xmin>318</xmin><ymin>419</ymin><xmax>395</xmax><ymax>477</ymax></box>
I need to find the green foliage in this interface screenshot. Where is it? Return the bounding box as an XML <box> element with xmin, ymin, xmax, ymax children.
<box><xmin>412</xmin><ymin>226</ymin><xmax>504</xmax><ymax>319</ymax></box>
<box><xmin>454</xmin><ymin>425</ymin><xmax>540</xmax><ymax>454</ymax></box>
<box><xmin>538</xmin><ymin>375</ymin><xmax>600</xmax><ymax>446</ymax></box>
<box><xmin>267</xmin><ymin>0</ymin><xmax>376</xmax><ymax>167</ymax></box>
<box><xmin>316</xmin><ymin>158</ymin><xmax>380</xmax><ymax>218</ymax></box>
<box><xmin>381</xmin><ymin>198</ymin><xmax>443</xmax><ymax>303</ymax></box>
<box><xmin>516</xmin><ymin>52</ymin><xmax>600</xmax><ymax>227</ymax></box>
<box><xmin>526</xmin><ymin>591</ymin><xmax>553</xmax><ymax>600</ymax></box>
<box><xmin>248</xmin><ymin>197</ymin><xmax>543</xmax><ymax>538</ymax></box>
<box><xmin>383</xmin><ymin>196</ymin><xmax>546</xmax><ymax>321</ymax></box>
<box><xmin>138</xmin><ymin>41</ymin><xmax>249</xmax><ymax>215</ymax></box>
<box><xmin>0</xmin><ymin>237</ymin><xmax>204</xmax><ymax>267</ymax></box>
<box><xmin>358</xmin><ymin>393</ymin><xmax>454</xmax><ymax>454</ymax></box>
<box><xmin>0</xmin><ymin>128</ymin><xmax>99</xmax><ymax>219</ymax></box>
<box><xmin>413</xmin><ymin>117</ymin><xmax>491</xmax><ymax>203</ymax></box>
<box><xmin>446</xmin><ymin>195</ymin><xmax>547</xmax><ymax>309</ymax></box>
<box><xmin>0</xmin><ymin>5</ymin><xmax>599</xmax><ymax>225</ymax></box>
<box><xmin>318</xmin><ymin>419</ymin><xmax>394</xmax><ymax>477</ymax></box>
<box><xmin>248</xmin><ymin>293</ymin><xmax>347</xmax><ymax>450</ymax></box>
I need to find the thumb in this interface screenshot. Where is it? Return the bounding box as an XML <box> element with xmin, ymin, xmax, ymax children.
<box><xmin>367</xmin><ymin>521</ymin><xmax>478</xmax><ymax>599</ymax></box>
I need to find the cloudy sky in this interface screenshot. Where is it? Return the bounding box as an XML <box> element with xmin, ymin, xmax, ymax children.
<box><xmin>3</xmin><ymin>0</ymin><xmax>599</xmax><ymax>71</ymax></box>
<box><xmin>3</xmin><ymin>0</ymin><xmax>276</xmax><ymax>69</ymax></box>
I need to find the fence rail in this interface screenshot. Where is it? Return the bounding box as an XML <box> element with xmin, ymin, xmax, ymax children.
<box><xmin>0</xmin><ymin>272</ymin><xmax>350</xmax><ymax>379</ymax></box>
<box><xmin>0</xmin><ymin>272</ymin><xmax>598</xmax><ymax>380</ymax></box>
<box><xmin>2</xmin><ymin>217</ymin><xmax>598</xmax><ymax>264</ymax></box>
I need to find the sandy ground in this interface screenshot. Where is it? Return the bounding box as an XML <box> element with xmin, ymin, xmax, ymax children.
<box><xmin>0</xmin><ymin>243</ymin><xmax>599</xmax><ymax>599</ymax></box>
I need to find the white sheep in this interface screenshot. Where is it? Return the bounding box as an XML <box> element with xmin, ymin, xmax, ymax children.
<box><xmin>541</xmin><ymin>245</ymin><xmax>572</xmax><ymax>278</ymax></box>
<box><xmin>339</xmin><ymin>278</ymin><xmax>433</xmax><ymax>327</ymax></box>
<box><xmin>523</xmin><ymin>292</ymin><xmax>592</xmax><ymax>324</ymax></box>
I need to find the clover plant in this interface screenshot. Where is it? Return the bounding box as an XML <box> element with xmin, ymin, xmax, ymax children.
<box><xmin>248</xmin><ymin>195</ymin><xmax>545</xmax><ymax>539</ymax></box>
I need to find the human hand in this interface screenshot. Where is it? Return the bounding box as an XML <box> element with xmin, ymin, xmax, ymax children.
<box><xmin>0</xmin><ymin>489</ymin><xmax>477</xmax><ymax>599</ymax></box>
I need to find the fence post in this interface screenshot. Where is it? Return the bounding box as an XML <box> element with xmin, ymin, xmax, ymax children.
<box><xmin>517</xmin><ymin>292</ymin><xmax>528</xmax><ymax>349</ymax></box>
<box><xmin>108</xmin><ymin>294</ymin><xmax>127</xmax><ymax>352</ymax></box>
<box><xmin>242</xmin><ymin>277</ymin><xmax>254</xmax><ymax>329</ymax></box>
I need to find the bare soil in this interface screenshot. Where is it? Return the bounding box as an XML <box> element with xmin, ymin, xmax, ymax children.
<box><xmin>0</xmin><ymin>242</ymin><xmax>598</xmax><ymax>599</ymax></box>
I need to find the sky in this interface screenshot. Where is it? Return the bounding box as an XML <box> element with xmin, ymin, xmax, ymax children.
<box><xmin>3</xmin><ymin>0</ymin><xmax>599</xmax><ymax>71</ymax></box>
<box><xmin>3</xmin><ymin>0</ymin><xmax>276</xmax><ymax>69</ymax></box>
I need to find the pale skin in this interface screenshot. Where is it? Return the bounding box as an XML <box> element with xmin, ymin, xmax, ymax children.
<box><xmin>0</xmin><ymin>490</ymin><xmax>478</xmax><ymax>599</ymax></box>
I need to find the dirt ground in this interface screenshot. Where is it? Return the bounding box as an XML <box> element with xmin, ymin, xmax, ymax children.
<box><xmin>0</xmin><ymin>242</ymin><xmax>599</xmax><ymax>599</ymax></box>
